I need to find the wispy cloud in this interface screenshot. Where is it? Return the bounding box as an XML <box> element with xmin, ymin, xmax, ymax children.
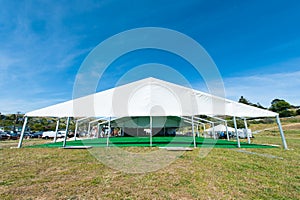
<box><xmin>0</xmin><ymin>97</ymin><xmax>68</xmax><ymax>114</ymax></box>
<box><xmin>0</xmin><ymin>1</ymin><xmax>92</xmax><ymax>113</ymax></box>
<box><xmin>224</xmin><ymin>70</ymin><xmax>300</xmax><ymax>107</ymax></box>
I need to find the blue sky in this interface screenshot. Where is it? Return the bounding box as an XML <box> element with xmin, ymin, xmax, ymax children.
<box><xmin>0</xmin><ymin>0</ymin><xmax>300</xmax><ymax>113</ymax></box>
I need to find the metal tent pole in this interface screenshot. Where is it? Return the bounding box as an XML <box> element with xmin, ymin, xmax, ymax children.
<box><xmin>233</xmin><ymin>116</ymin><xmax>240</xmax><ymax>148</ymax></box>
<box><xmin>150</xmin><ymin>116</ymin><xmax>153</xmax><ymax>147</ymax></box>
<box><xmin>18</xmin><ymin>116</ymin><xmax>28</xmax><ymax>148</ymax></box>
<box><xmin>74</xmin><ymin>117</ymin><xmax>90</xmax><ymax>139</ymax></box>
<box><xmin>107</xmin><ymin>117</ymin><xmax>111</xmax><ymax>147</ymax></box>
<box><xmin>97</xmin><ymin>123</ymin><xmax>100</xmax><ymax>138</ymax></box>
<box><xmin>212</xmin><ymin>122</ymin><xmax>216</xmax><ymax>140</ymax></box>
<box><xmin>63</xmin><ymin>117</ymin><xmax>70</xmax><ymax>147</ymax></box>
<box><xmin>225</xmin><ymin>121</ymin><xmax>229</xmax><ymax>141</ymax></box>
<box><xmin>88</xmin><ymin>122</ymin><xmax>91</xmax><ymax>137</ymax></box>
<box><xmin>74</xmin><ymin>120</ymin><xmax>78</xmax><ymax>141</ymax></box>
<box><xmin>276</xmin><ymin>115</ymin><xmax>288</xmax><ymax>150</ymax></box>
<box><xmin>53</xmin><ymin>119</ymin><xmax>60</xmax><ymax>143</ymax></box>
<box><xmin>244</xmin><ymin>118</ymin><xmax>250</xmax><ymax>144</ymax></box>
<box><xmin>192</xmin><ymin>116</ymin><xmax>196</xmax><ymax>148</ymax></box>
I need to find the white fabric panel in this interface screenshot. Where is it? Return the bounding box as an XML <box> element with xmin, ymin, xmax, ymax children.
<box><xmin>204</xmin><ymin>124</ymin><xmax>235</xmax><ymax>132</ymax></box>
<box><xmin>26</xmin><ymin>77</ymin><xmax>278</xmax><ymax>118</ymax></box>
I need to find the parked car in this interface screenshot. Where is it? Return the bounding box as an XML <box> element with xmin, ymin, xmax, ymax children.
<box><xmin>42</xmin><ymin>131</ymin><xmax>65</xmax><ymax>139</ymax></box>
<box><xmin>31</xmin><ymin>131</ymin><xmax>43</xmax><ymax>138</ymax></box>
<box><xmin>0</xmin><ymin>131</ymin><xmax>10</xmax><ymax>140</ymax></box>
<box><xmin>8</xmin><ymin>132</ymin><xmax>19</xmax><ymax>140</ymax></box>
<box><xmin>23</xmin><ymin>132</ymin><xmax>33</xmax><ymax>138</ymax></box>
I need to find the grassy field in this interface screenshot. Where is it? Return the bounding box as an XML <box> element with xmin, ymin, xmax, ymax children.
<box><xmin>0</xmin><ymin>121</ymin><xmax>299</xmax><ymax>199</ymax></box>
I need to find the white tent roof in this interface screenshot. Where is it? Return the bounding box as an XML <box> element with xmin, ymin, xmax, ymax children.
<box><xmin>26</xmin><ymin>77</ymin><xmax>278</xmax><ymax>118</ymax></box>
<box><xmin>204</xmin><ymin>124</ymin><xmax>235</xmax><ymax>132</ymax></box>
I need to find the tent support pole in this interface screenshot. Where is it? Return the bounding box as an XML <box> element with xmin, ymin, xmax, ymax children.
<box><xmin>212</xmin><ymin>123</ymin><xmax>216</xmax><ymax>140</ymax></box>
<box><xmin>63</xmin><ymin>117</ymin><xmax>70</xmax><ymax>147</ymax></box>
<box><xmin>54</xmin><ymin>119</ymin><xmax>60</xmax><ymax>143</ymax></box>
<box><xmin>18</xmin><ymin>116</ymin><xmax>28</xmax><ymax>148</ymax></box>
<box><xmin>97</xmin><ymin>123</ymin><xmax>100</xmax><ymax>138</ymax></box>
<box><xmin>244</xmin><ymin>118</ymin><xmax>250</xmax><ymax>144</ymax></box>
<box><xmin>233</xmin><ymin>116</ymin><xmax>240</xmax><ymax>148</ymax></box>
<box><xmin>196</xmin><ymin>124</ymin><xmax>199</xmax><ymax>137</ymax></box>
<box><xmin>225</xmin><ymin>121</ymin><xmax>229</xmax><ymax>141</ymax></box>
<box><xmin>276</xmin><ymin>115</ymin><xmax>288</xmax><ymax>150</ymax></box>
<box><xmin>150</xmin><ymin>116</ymin><xmax>152</xmax><ymax>147</ymax></box>
<box><xmin>192</xmin><ymin>116</ymin><xmax>196</xmax><ymax>148</ymax></box>
<box><xmin>107</xmin><ymin>117</ymin><xmax>111</xmax><ymax>147</ymax></box>
<box><xmin>74</xmin><ymin>120</ymin><xmax>78</xmax><ymax>141</ymax></box>
<box><xmin>88</xmin><ymin>122</ymin><xmax>91</xmax><ymax>137</ymax></box>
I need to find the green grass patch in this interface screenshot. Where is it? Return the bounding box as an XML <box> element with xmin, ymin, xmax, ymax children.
<box><xmin>28</xmin><ymin>136</ymin><xmax>277</xmax><ymax>149</ymax></box>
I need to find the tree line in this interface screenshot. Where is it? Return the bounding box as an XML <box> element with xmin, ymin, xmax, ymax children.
<box><xmin>238</xmin><ymin>96</ymin><xmax>300</xmax><ymax>117</ymax></box>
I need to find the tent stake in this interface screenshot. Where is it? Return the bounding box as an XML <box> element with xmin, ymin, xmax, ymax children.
<box><xmin>53</xmin><ymin>119</ymin><xmax>60</xmax><ymax>143</ymax></box>
<box><xmin>244</xmin><ymin>118</ymin><xmax>250</xmax><ymax>144</ymax></box>
<box><xmin>233</xmin><ymin>116</ymin><xmax>240</xmax><ymax>148</ymax></box>
<box><xmin>276</xmin><ymin>115</ymin><xmax>288</xmax><ymax>150</ymax></box>
<box><xmin>18</xmin><ymin>116</ymin><xmax>28</xmax><ymax>148</ymax></box>
<box><xmin>63</xmin><ymin>117</ymin><xmax>70</xmax><ymax>147</ymax></box>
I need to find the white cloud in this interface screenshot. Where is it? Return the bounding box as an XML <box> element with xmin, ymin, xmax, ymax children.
<box><xmin>0</xmin><ymin>2</ymin><xmax>93</xmax><ymax>113</ymax></box>
<box><xmin>224</xmin><ymin>71</ymin><xmax>300</xmax><ymax>107</ymax></box>
<box><xmin>0</xmin><ymin>97</ymin><xmax>68</xmax><ymax>114</ymax></box>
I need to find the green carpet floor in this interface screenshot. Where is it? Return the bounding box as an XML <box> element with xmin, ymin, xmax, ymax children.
<box><xmin>29</xmin><ymin>137</ymin><xmax>276</xmax><ymax>148</ymax></box>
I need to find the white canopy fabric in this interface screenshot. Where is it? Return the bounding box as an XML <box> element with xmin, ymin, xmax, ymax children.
<box><xmin>26</xmin><ymin>77</ymin><xmax>278</xmax><ymax>118</ymax></box>
<box><xmin>204</xmin><ymin>124</ymin><xmax>235</xmax><ymax>132</ymax></box>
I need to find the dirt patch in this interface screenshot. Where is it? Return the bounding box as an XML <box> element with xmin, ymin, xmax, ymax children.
<box><xmin>282</xmin><ymin>123</ymin><xmax>300</xmax><ymax>130</ymax></box>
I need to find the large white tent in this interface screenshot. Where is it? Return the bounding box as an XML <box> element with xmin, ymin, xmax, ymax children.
<box><xmin>25</xmin><ymin>77</ymin><xmax>278</xmax><ymax>118</ymax></box>
<box><xmin>18</xmin><ymin>77</ymin><xmax>288</xmax><ymax>149</ymax></box>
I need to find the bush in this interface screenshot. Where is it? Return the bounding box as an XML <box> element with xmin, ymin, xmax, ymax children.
<box><xmin>279</xmin><ymin>110</ymin><xmax>294</xmax><ymax>117</ymax></box>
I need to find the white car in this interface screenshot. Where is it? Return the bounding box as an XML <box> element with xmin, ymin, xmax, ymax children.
<box><xmin>42</xmin><ymin>131</ymin><xmax>65</xmax><ymax>139</ymax></box>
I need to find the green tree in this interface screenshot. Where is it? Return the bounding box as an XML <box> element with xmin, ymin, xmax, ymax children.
<box><xmin>238</xmin><ymin>96</ymin><xmax>266</xmax><ymax>109</ymax></box>
<box><xmin>31</xmin><ymin>123</ymin><xmax>44</xmax><ymax>131</ymax></box>
<box><xmin>296</xmin><ymin>109</ymin><xmax>300</xmax><ymax>116</ymax></box>
<box><xmin>270</xmin><ymin>99</ymin><xmax>291</xmax><ymax>112</ymax></box>
<box><xmin>238</xmin><ymin>96</ymin><xmax>250</xmax><ymax>105</ymax></box>
<box><xmin>270</xmin><ymin>99</ymin><xmax>292</xmax><ymax>117</ymax></box>
<box><xmin>254</xmin><ymin>102</ymin><xmax>266</xmax><ymax>109</ymax></box>
<box><xmin>227</xmin><ymin>119</ymin><xmax>248</xmax><ymax>128</ymax></box>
